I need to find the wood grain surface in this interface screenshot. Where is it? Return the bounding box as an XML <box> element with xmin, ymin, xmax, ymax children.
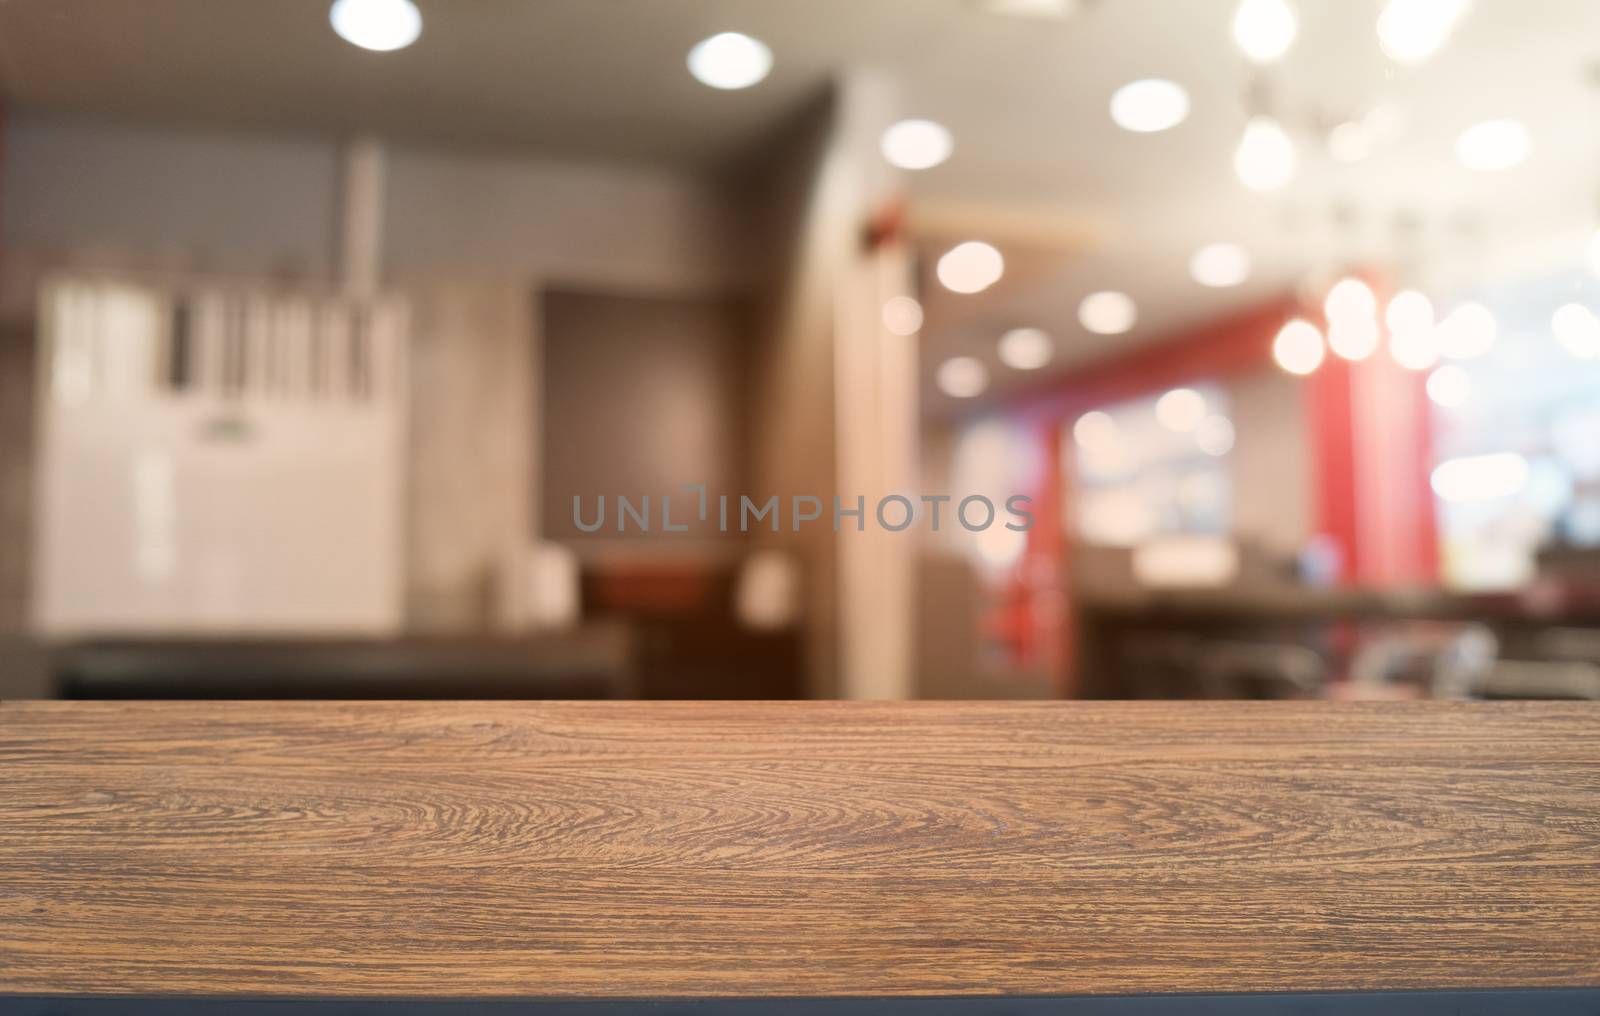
<box><xmin>2</xmin><ymin>700</ymin><xmax>1599</xmax><ymax>998</ymax></box>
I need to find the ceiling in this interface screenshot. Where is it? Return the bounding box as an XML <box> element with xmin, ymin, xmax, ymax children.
<box><xmin>4</xmin><ymin>0</ymin><xmax>1599</xmax><ymax>408</ymax></box>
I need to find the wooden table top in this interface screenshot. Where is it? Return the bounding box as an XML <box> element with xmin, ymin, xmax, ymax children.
<box><xmin>3</xmin><ymin>700</ymin><xmax>1599</xmax><ymax>999</ymax></box>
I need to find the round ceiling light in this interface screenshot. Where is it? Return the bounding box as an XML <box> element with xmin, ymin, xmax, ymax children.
<box><xmin>936</xmin><ymin>356</ymin><xmax>989</xmax><ymax>399</ymax></box>
<box><xmin>880</xmin><ymin>119</ymin><xmax>953</xmax><ymax>171</ymax></box>
<box><xmin>937</xmin><ymin>242</ymin><xmax>1005</xmax><ymax>294</ymax></box>
<box><xmin>997</xmin><ymin>328</ymin><xmax>1054</xmax><ymax>370</ymax></box>
<box><xmin>1109</xmin><ymin>79</ymin><xmax>1190</xmax><ymax>134</ymax></box>
<box><xmin>1189</xmin><ymin>243</ymin><xmax>1252</xmax><ymax>288</ymax></box>
<box><xmin>1273</xmin><ymin>319</ymin><xmax>1325</xmax><ymax>375</ymax></box>
<box><xmin>1426</xmin><ymin>364</ymin><xmax>1472</xmax><ymax>408</ymax></box>
<box><xmin>882</xmin><ymin>296</ymin><xmax>924</xmax><ymax>336</ymax></box>
<box><xmin>1552</xmin><ymin>302</ymin><xmax>1600</xmax><ymax>359</ymax></box>
<box><xmin>1455</xmin><ymin>119</ymin><xmax>1530</xmax><ymax>172</ymax></box>
<box><xmin>1437</xmin><ymin>302</ymin><xmax>1497</xmax><ymax>360</ymax></box>
<box><xmin>1234</xmin><ymin>116</ymin><xmax>1296</xmax><ymax>191</ymax></box>
<box><xmin>1233</xmin><ymin>0</ymin><xmax>1298</xmax><ymax>64</ymax></box>
<box><xmin>1155</xmin><ymin>387</ymin><xmax>1208</xmax><ymax>432</ymax></box>
<box><xmin>687</xmin><ymin>32</ymin><xmax>773</xmax><ymax>90</ymax></box>
<box><xmin>1078</xmin><ymin>291</ymin><xmax>1137</xmax><ymax>335</ymax></box>
<box><xmin>329</xmin><ymin>0</ymin><xmax>422</xmax><ymax>51</ymax></box>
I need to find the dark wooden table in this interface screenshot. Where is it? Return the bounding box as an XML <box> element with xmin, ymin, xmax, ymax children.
<box><xmin>2</xmin><ymin>700</ymin><xmax>1599</xmax><ymax>1006</ymax></box>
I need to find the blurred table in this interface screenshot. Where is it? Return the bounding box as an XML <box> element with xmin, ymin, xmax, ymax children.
<box><xmin>2</xmin><ymin>701</ymin><xmax>1599</xmax><ymax>1009</ymax></box>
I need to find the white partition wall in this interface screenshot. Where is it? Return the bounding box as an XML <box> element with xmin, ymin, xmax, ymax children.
<box><xmin>31</xmin><ymin>274</ymin><xmax>408</xmax><ymax>637</ymax></box>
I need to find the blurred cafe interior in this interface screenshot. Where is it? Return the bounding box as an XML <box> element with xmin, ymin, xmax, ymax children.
<box><xmin>1</xmin><ymin>0</ymin><xmax>1598</xmax><ymax>703</ymax></box>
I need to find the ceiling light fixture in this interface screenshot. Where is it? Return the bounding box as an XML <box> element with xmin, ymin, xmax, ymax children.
<box><xmin>1436</xmin><ymin>302</ymin><xmax>1497</xmax><ymax>360</ymax></box>
<box><xmin>1426</xmin><ymin>364</ymin><xmax>1472</xmax><ymax>408</ymax></box>
<box><xmin>1552</xmin><ymin>302</ymin><xmax>1600</xmax><ymax>359</ymax></box>
<box><xmin>1189</xmin><ymin>243</ymin><xmax>1252</xmax><ymax>288</ymax></box>
<box><xmin>687</xmin><ymin>32</ymin><xmax>773</xmax><ymax>90</ymax></box>
<box><xmin>1272</xmin><ymin>319</ymin><xmax>1325</xmax><ymax>375</ymax></box>
<box><xmin>1078</xmin><ymin>291</ymin><xmax>1138</xmax><ymax>335</ymax></box>
<box><xmin>936</xmin><ymin>356</ymin><xmax>990</xmax><ymax>398</ymax></box>
<box><xmin>1455</xmin><ymin>119</ymin><xmax>1530</xmax><ymax>172</ymax></box>
<box><xmin>1232</xmin><ymin>0</ymin><xmax>1298</xmax><ymax>64</ymax></box>
<box><xmin>882</xmin><ymin>296</ymin><xmax>924</xmax><ymax>336</ymax></box>
<box><xmin>1109</xmin><ymin>79</ymin><xmax>1190</xmax><ymax>134</ymax></box>
<box><xmin>1377</xmin><ymin>0</ymin><xmax>1468</xmax><ymax>65</ymax></box>
<box><xmin>880</xmin><ymin>119</ymin><xmax>953</xmax><ymax>171</ymax></box>
<box><xmin>1234</xmin><ymin>117</ymin><xmax>1296</xmax><ymax>191</ymax></box>
<box><xmin>1156</xmin><ymin>388</ymin><xmax>1208</xmax><ymax>432</ymax></box>
<box><xmin>997</xmin><ymin>328</ymin><xmax>1054</xmax><ymax>370</ymax></box>
<box><xmin>1327</xmin><ymin>318</ymin><xmax>1381</xmax><ymax>361</ymax></box>
<box><xmin>1386</xmin><ymin>290</ymin><xmax>1439</xmax><ymax>370</ymax></box>
<box><xmin>936</xmin><ymin>242</ymin><xmax>1005</xmax><ymax>294</ymax></box>
<box><xmin>329</xmin><ymin>0</ymin><xmax>422</xmax><ymax>51</ymax></box>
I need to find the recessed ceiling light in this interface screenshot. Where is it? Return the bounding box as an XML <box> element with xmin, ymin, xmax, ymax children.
<box><xmin>937</xmin><ymin>242</ymin><xmax>1005</xmax><ymax>294</ymax></box>
<box><xmin>1233</xmin><ymin>0</ymin><xmax>1297</xmax><ymax>64</ymax></box>
<box><xmin>329</xmin><ymin>0</ymin><xmax>421</xmax><ymax>51</ymax></box>
<box><xmin>1073</xmin><ymin>410</ymin><xmax>1117</xmax><ymax>449</ymax></box>
<box><xmin>1196</xmin><ymin>415</ymin><xmax>1236</xmax><ymax>457</ymax></box>
<box><xmin>687</xmin><ymin>32</ymin><xmax>772</xmax><ymax>90</ymax></box>
<box><xmin>936</xmin><ymin>356</ymin><xmax>989</xmax><ymax>398</ymax></box>
<box><xmin>1156</xmin><ymin>387</ymin><xmax>1208</xmax><ymax>432</ymax></box>
<box><xmin>1189</xmin><ymin>243</ymin><xmax>1252</xmax><ymax>288</ymax></box>
<box><xmin>1324</xmin><ymin>277</ymin><xmax>1377</xmax><ymax>323</ymax></box>
<box><xmin>1327</xmin><ymin>317</ymin><xmax>1380</xmax><ymax>361</ymax></box>
<box><xmin>1377</xmin><ymin>0</ymin><xmax>1468</xmax><ymax>64</ymax></box>
<box><xmin>1109</xmin><ymin>79</ymin><xmax>1190</xmax><ymax>134</ymax></box>
<box><xmin>882</xmin><ymin>296</ymin><xmax>924</xmax><ymax>336</ymax></box>
<box><xmin>1455</xmin><ymin>119</ymin><xmax>1530</xmax><ymax>171</ymax></box>
<box><xmin>1426</xmin><ymin>365</ymin><xmax>1472</xmax><ymax>408</ymax></box>
<box><xmin>997</xmin><ymin>328</ymin><xmax>1054</xmax><ymax>370</ymax></box>
<box><xmin>1437</xmin><ymin>302</ymin><xmax>1497</xmax><ymax>360</ymax></box>
<box><xmin>1552</xmin><ymin>302</ymin><xmax>1600</xmax><ymax>359</ymax></box>
<box><xmin>1272</xmin><ymin>319</ymin><xmax>1325</xmax><ymax>375</ymax></box>
<box><xmin>1234</xmin><ymin>116</ymin><xmax>1296</xmax><ymax>191</ymax></box>
<box><xmin>880</xmin><ymin>120</ymin><xmax>953</xmax><ymax>171</ymax></box>
<box><xmin>1386</xmin><ymin>290</ymin><xmax>1438</xmax><ymax>370</ymax></box>
<box><xmin>1078</xmin><ymin>291</ymin><xmax>1137</xmax><ymax>335</ymax></box>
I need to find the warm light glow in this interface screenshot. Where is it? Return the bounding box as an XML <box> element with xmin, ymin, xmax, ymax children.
<box><xmin>1386</xmin><ymin>289</ymin><xmax>1434</xmax><ymax>333</ymax></box>
<box><xmin>1109</xmin><ymin>79</ymin><xmax>1190</xmax><ymax>134</ymax></box>
<box><xmin>1437</xmin><ymin>302</ymin><xmax>1497</xmax><ymax>360</ymax></box>
<box><xmin>1196</xmin><ymin>415</ymin><xmax>1236</xmax><ymax>457</ymax></box>
<box><xmin>1189</xmin><ymin>243</ymin><xmax>1252</xmax><ymax>288</ymax></box>
<box><xmin>1377</xmin><ymin>0</ymin><xmax>1468</xmax><ymax>64</ymax></box>
<box><xmin>1233</xmin><ymin>0</ymin><xmax>1297</xmax><ymax>63</ymax></box>
<box><xmin>1455</xmin><ymin>119</ymin><xmax>1530</xmax><ymax>172</ymax></box>
<box><xmin>1588</xmin><ymin>228</ymin><xmax>1600</xmax><ymax>279</ymax></box>
<box><xmin>936</xmin><ymin>241</ymin><xmax>1005</xmax><ymax>294</ymax></box>
<box><xmin>1426</xmin><ymin>364</ymin><xmax>1472</xmax><ymax>408</ymax></box>
<box><xmin>1552</xmin><ymin>302</ymin><xmax>1600</xmax><ymax>359</ymax></box>
<box><xmin>1327</xmin><ymin>121</ymin><xmax>1372</xmax><ymax>163</ymax></box>
<box><xmin>936</xmin><ymin>356</ymin><xmax>989</xmax><ymax>398</ymax></box>
<box><xmin>1273</xmin><ymin>319</ymin><xmax>1325</xmax><ymax>375</ymax></box>
<box><xmin>997</xmin><ymin>328</ymin><xmax>1054</xmax><ymax>370</ymax></box>
<box><xmin>1155</xmin><ymin>387</ymin><xmax>1208</xmax><ymax>433</ymax></box>
<box><xmin>881</xmin><ymin>296</ymin><xmax>924</xmax><ymax>336</ymax></box>
<box><xmin>1234</xmin><ymin>117</ymin><xmax>1296</xmax><ymax>192</ymax></box>
<box><xmin>1431</xmin><ymin>452</ymin><xmax>1530</xmax><ymax>504</ymax></box>
<box><xmin>329</xmin><ymin>0</ymin><xmax>422</xmax><ymax>51</ymax></box>
<box><xmin>1388</xmin><ymin>291</ymin><xmax>1440</xmax><ymax>371</ymax></box>
<box><xmin>880</xmin><ymin>119</ymin><xmax>953</xmax><ymax>171</ymax></box>
<box><xmin>686</xmin><ymin>32</ymin><xmax>773</xmax><ymax>90</ymax></box>
<box><xmin>1324</xmin><ymin>277</ymin><xmax>1377</xmax><ymax>323</ymax></box>
<box><xmin>1328</xmin><ymin>317</ymin><xmax>1381</xmax><ymax>361</ymax></box>
<box><xmin>1073</xmin><ymin>410</ymin><xmax>1117</xmax><ymax>449</ymax></box>
<box><xmin>1078</xmin><ymin>291</ymin><xmax>1137</xmax><ymax>335</ymax></box>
